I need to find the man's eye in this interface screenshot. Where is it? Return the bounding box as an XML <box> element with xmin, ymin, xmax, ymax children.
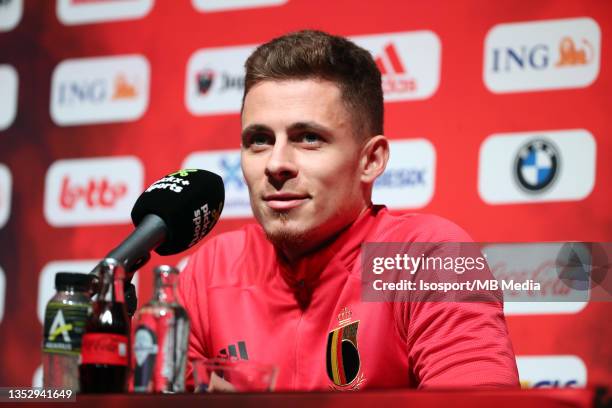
<box><xmin>301</xmin><ymin>133</ymin><xmax>321</xmax><ymax>144</ymax></box>
<box><xmin>251</xmin><ymin>133</ymin><xmax>271</xmax><ymax>146</ymax></box>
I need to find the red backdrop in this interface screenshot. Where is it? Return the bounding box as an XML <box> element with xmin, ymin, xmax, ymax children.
<box><xmin>0</xmin><ymin>0</ymin><xmax>610</xmax><ymax>387</ymax></box>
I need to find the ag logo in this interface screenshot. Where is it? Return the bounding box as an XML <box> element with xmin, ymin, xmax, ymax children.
<box><xmin>325</xmin><ymin>307</ymin><xmax>365</xmax><ymax>390</ymax></box>
<box><xmin>514</xmin><ymin>139</ymin><xmax>559</xmax><ymax>193</ymax></box>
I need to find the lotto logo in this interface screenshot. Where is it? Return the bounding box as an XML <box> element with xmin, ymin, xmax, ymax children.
<box><xmin>0</xmin><ymin>64</ymin><xmax>18</xmax><ymax>131</ymax></box>
<box><xmin>56</xmin><ymin>0</ymin><xmax>154</xmax><ymax>25</ymax></box>
<box><xmin>192</xmin><ymin>0</ymin><xmax>288</xmax><ymax>12</ymax></box>
<box><xmin>50</xmin><ymin>55</ymin><xmax>150</xmax><ymax>126</ymax></box>
<box><xmin>44</xmin><ymin>156</ymin><xmax>143</xmax><ymax>226</ymax></box>
<box><xmin>351</xmin><ymin>31</ymin><xmax>441</xmax><ymax>102</ymax></box>
<box><xmin>0</xmin><ymin>163</ymin><xmax>12</xmax><ymax>229</ymax></box>
<box><xmin>484</xmin><ymin>17</ymin><xmax>601</xmax><ymax>93</ymax></box>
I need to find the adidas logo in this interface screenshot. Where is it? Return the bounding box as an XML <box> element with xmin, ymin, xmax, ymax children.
<box><xmin>375</xmin><ymin>43</ymin><xmax>417</xmax><ymax>94</ymax></box>
<box><xmin>218</xmin><ymin>340</ymin><xmax>249</xmax><ymax>360</ymax></box>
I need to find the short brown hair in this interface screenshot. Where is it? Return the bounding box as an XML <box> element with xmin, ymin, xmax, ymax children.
<box><xmin>243</xmin><ymin>30</ymin><xmax>383</xmax><ymax>138</ymax></box>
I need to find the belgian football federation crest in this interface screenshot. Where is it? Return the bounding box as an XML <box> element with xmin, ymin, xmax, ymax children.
<box><xmin>325</xmin><ymin>307</ymin><xmax>366</xmax><ymax>390</ymax></box>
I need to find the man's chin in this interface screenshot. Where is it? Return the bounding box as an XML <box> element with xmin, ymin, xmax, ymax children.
<box><xmin>263</xmin><ymin>225</ymin><xmax>308</xmax><ymax>255</ymax></box>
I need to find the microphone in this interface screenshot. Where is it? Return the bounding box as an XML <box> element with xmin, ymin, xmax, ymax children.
<box><xmin>91</xmin><ymin>169</ymin><xmax>225</xmax><ymax>314</ymax></box>
<box><xmin>108</xmin><ymin>168</ymin><xmax>225</xmax><ymax>272</ymax></box>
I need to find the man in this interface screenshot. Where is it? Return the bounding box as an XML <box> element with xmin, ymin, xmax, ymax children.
<box><xmin>179</xmin><ymin>30</ymin><xmax>519</xmax><ymax>390</ymax></box>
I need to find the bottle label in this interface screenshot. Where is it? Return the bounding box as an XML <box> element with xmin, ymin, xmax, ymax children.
<box><xmin>81</xmin><ymin>333</ymin><xmax>129</xmax><ymax>366</ymax></box>
<box><xmin>133</xmin><ymin>326</ymin><xmax>158</xmax><ymax>392</ymax></box>
<box><xmin>131</xmin><ymin>311</ymin><xmax>190</xmax><ymax>392</ymax></box>
<box><xmin>43</xmin><ymin>301</ymin><xmax>89</xmax><ymax>356</ymax></box>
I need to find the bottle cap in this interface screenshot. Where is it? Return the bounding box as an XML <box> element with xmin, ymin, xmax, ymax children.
<box><xmin>55</xmin><ymin>272</ymin><xmax>94</xmax><ymax>291</ymax></box>
<box><xmin>154</xmin><ymin>265</ymin><xmax>179</xmax><ymax>276</ymax></box>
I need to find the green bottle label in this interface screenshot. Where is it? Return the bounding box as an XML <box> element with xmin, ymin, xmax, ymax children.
<box><xmin>43</xmin><ymin>301</ymin><xmax>89</xmax><ymax>356</ymax></box>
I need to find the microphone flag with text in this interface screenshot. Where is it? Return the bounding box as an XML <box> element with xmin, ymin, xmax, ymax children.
<box><xmin>92</xmin><ymin>168</ymin><xmax>225</xmax><ymax>315</ymax></box>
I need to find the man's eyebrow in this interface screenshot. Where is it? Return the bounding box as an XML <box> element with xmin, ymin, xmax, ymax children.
<box><xmin>287</xmin><ymin>122</ymin><xmax>331</xmax><ymax>134</ymax></box>
<box><xmin>241</xmin><ymin>124</ymin><xmax>271</xmax><ymax>143</ymax></box>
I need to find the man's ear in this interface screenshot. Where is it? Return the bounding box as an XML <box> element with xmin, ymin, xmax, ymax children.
<box><xmin>360</xmin><ymin>135</ymin><xmax>389</xmax><ymax>184</ymax></box>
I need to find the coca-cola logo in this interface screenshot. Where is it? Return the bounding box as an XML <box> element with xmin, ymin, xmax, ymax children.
<box><xmin>44</xmin><ymin>156</ymin><xmax>143</xmax><ymax>226</ymax></box>
<box><xmin>84</xmin><ymin>335</ymin><xmax>125</xmax><ymax>355</ymax></box>
<box><xmin>59</xmin><ymin>176</ymin><xmax>127</xmax><ymax>209</ymax></box>
<box><xmin>490</xmin><ymin>260</ymin><xmax>573</xmax><ymax>298</ymax></box>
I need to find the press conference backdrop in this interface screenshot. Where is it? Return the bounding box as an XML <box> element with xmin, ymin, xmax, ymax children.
<box><xmin>0</xmin><ymin>0</ymin><xmax>610</xmax><ymax>388</ymax></box>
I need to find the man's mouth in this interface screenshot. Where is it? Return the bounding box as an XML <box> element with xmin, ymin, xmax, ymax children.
<box><xmin>263</xmin><ymin>193</ymin><xmax>310</xmax><ymax>211</ymax></box>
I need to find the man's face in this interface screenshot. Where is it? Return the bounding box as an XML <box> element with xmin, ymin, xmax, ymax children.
<box><xmin>241</xmin><ymin>79</ymin><xmax>367</xmax><ymax>258</ymax></box>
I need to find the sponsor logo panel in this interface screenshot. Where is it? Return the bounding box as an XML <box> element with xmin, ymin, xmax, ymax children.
<box><xmin>50</xmin><ymin>55</ymin><xmax>150</xmax><ymax>126</ymax></box>
<box><xmin>38</xmin><ymin>260</ymin><xmax>139</xmax><ymax>324</ymax></box>
<box><xmin>185</xmin><ymin>45</ymin><xmax>256</xmax><ymax>116</ymax></box>
<box><xmin>0</xmin><ymin>264</ymin><xmax>5</xmax><ymax>324</ymax></box>
<box><xmin>351</xmin><ymin>31</ymin><xmax>441</xmax><ymax>102</ymax></box>
<box><xmin>185</xmin><ymin>30</ymin><xmax>440</xmax><ymax>116</ymax></box>
<box><xmin>0</xmin><ymin>163</ymin><xmax>12</xmax><ymax>229</ymax></box>
<box><xmin>183</xmin><ymin>150</ymin><xmax>252</xmax><ymax>218</ymax></box>
<box><xmin>43</xmin><ymin>156</ymin><xmax>144</xmax><ymax>226</ymax></box>
<box><xmin>192</xmin><ymin>0</ymin><xmax>287</xmax><ymax>12</ymax></box>
<box><xmin>56</xmin><ymin>0</ymin><xmax>154</xmax><ymax>25</ymax></box>
<box><xmin>373</xmin><ymin>139</ymin><xmax>436</xmax><ymax>209</ymax></box>
<box><xmin>478</xmin><ymin>129</ymin><xmax>595</xmax><ymax>204</ymax></box>
<box><xmin>483</xmin><ymin>243</ymin><xmax>588</xmax><ymax>315</ymax></box>
<box><xmin>516</xmin><ymin>355</ymin><xmax>587</xmax><ymax>388</ymax></box>
<box><xmin>0</xmin><ymin>64</ymin><xmax>18</xmax><ymax>131</ymax></box>
<box><xmin>484</xmin><ymin>17</ymin><xmax>601</xmax><ymax>93</ymax></box>
<box><xmin>0</xmin><ymin>0</ymin><xmax>22</xmax><ymax>32</ymax></box>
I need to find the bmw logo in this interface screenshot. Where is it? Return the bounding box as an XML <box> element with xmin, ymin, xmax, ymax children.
<box><xmin>514</xmin><ymin>139</ymin><xmax>560</xmax><ymax>192</ymax></box>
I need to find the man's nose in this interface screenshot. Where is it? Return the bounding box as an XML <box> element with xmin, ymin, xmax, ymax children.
<box><xmin>265</xmin><ymin>140</ymin><xmax>298</xmax><ymax>186</ymax></box>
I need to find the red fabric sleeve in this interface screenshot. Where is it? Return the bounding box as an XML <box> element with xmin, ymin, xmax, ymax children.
<box><xmin>407</xmin><ymin>301</ymin><xmax>519</xmax><ymax>388</ymax></box>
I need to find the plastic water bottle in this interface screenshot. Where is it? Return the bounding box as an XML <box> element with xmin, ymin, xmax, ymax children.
<box><xmin>42</xmin><ymin>272</ymin><xmax>93</xmax><ymax>390</ymax></box>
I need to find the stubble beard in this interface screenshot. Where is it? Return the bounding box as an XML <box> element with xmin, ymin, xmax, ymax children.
<box><xmin>262</xmin><ymin>210</ymin><xmax>308</xmax><ymax>257</ymax></box>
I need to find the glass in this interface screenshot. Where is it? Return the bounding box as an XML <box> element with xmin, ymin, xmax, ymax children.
<box><xmin>192</xmin><ymin>358</ymin><xmax>278</xmax><ymax>392</ymax></box>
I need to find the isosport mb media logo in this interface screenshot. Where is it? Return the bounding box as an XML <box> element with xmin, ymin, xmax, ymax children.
<box><xmin>43</xmin><ymin>156</ymin><xmax>144</xmax><ymax>226</ymax></box>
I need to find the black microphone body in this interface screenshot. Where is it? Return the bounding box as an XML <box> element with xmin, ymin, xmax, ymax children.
<box><xmin>105</xmin><ymin>213</ymin><xmax>167</xmax><ymax>276</ymax></box>
<box><xmin>89</xmin><ymin>168</ymin><xmax>225</xmax><ymax>315</ymax></box>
